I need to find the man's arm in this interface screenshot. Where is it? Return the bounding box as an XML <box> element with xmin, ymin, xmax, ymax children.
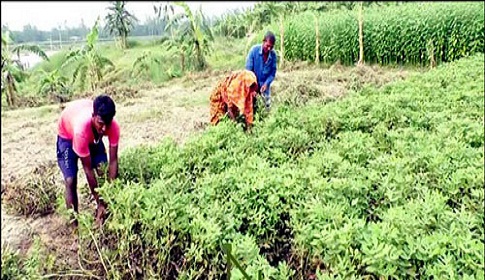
<box><xmin>107</xmin><ymin>121</ymin><xmax>120</xmax><ymax>181</ymax></box>
<box><xmin>245</xmin><ymin>46</ymin><xmax>254</xmax><ymax>72</ymax></box>
<box><xmin>80</xmin><ymin>156</ymin><xmax>102</xmax><ymax>205</ymax></box>
<box><xmin>263</xmin><ymin>51</ymin><xmax>278</xmax><ymax>89</ymax></box>
<box><xmin>108</xmin><ymin>145</ymin><xmax>118</xmax><ymax>181</ymax></box>
<box><xmin>73</xmin><ymin>134</ymin><xmax>102</xmax><ymax>204</ymax></box>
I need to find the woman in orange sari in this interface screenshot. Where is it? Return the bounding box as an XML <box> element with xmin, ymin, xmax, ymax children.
<box><xmin>209</xmin><ymin>70</ymin><xmax>259</xmax><ymax>130</ymax></box>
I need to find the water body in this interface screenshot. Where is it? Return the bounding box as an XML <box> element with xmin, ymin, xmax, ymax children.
<box><xmin>18</xmin><ymin>50</ymin><xmax>59</xmax><ymax>69</ymax></box>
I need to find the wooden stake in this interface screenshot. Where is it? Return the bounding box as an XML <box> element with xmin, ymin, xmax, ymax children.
<box><xmin>358</xmin><ymin>2</ymin><xmax>365</xmax><ymax>65</ymax></box>
<box><xmin>315</xmin><ymin>14</ymin><xmax>320</xmax><ymax>64</ymax></box>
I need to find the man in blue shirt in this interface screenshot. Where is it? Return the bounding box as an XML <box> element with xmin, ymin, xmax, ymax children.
<box><xmin>245</xmin><ymin>31</ymin><xmax>277</xmax><ymax>112</ymax></box>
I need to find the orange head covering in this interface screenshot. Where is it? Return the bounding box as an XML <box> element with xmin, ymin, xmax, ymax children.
<box><xmin>210</xmin><ymin>70</ymin><xmax>258</xmax><ymax>126</ymax></box>
<box><xmin>225</xmin><ymin>70</ymin><xmax>258</xmax><ymax>125</ymax></box>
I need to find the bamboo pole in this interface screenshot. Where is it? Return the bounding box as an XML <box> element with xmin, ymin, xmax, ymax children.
<box><xmin>279</xmin><ymin>14</ymin><xmax>285</xmax><ymax>68</ymax></box>
<box><xmin>358</xmin><ymin>2</ymin><xmax>365</xmax><ymax>65</ymax></box>
<box><xmin>314</xmin><ymin>13</ymin><xmax>320</xmax><ymax>64</ymax></box>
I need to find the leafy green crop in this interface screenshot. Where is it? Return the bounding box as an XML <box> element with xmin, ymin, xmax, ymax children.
<box><xmin>86</xmin><ymin>54</ymin><xmax>484</xmax><ymax>279</ymax></box>
<box><xmin>261</xmin><ymin>2</ymin><xmax>484</xmax><ymax>66</ymax></box>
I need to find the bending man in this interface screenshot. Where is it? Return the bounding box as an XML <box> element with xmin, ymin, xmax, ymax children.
<box><xmin>56</xmin><ymin>94</ymin><xmax>119</xmax><ymax>226</ymax></box>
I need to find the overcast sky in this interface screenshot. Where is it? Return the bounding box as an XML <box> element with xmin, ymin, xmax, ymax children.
<box><xmin>1</xmin><ymin>1</ymin><xmax>258</xmax><ymax>31</ymax></box>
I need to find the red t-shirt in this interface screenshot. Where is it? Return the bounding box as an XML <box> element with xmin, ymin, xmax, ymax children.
<box><xmin>58</xmin><ymin>99</ymin><xmax>120</xmax><ymax>158</ymax></box>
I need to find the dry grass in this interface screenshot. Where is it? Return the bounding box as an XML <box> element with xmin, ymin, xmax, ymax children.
<box><xmin>273</xmin><ymin>63</ymin><xmax>409</xmax><ymax>107</ymax></box>
<box><xmin>2</xmin><ymin>160</ymin><xmax>62</xmax><ymax>217</ymax></box>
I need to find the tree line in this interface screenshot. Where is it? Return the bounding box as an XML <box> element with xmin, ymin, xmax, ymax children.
<box><xmin>1</xmin><ymin>18</ymin><xmax>169</xmax><ymax>44</ymax></box>
<box><xmin>1</xmin><ymin>1</ymin><xmax>408</xmax><ymax>108</ymax></box>
<box><xmin>1</xmin><ymin>1</ymin><xmax>405</xmax><ymax>44</ymax></box>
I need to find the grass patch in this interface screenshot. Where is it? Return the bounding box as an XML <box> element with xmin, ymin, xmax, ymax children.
<box><xmin>1</xmin><ymin>238</ymin><xmax>57</xmax><ymax>279</ymax></box>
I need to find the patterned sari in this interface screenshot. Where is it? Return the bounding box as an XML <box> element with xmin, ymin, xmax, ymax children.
<box><xmin>209</xmin><ymin>70</ymin><xmax>258</xmax><ymax>126</ymax></box>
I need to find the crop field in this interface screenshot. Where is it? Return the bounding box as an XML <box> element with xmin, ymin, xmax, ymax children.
<box><xmin>264</xmin><ymin>2</ymin><xmax>484</xmax><ymax>65</ymax></box>
<box><xmin>78</xmin><ymin>54</ymin><xmax>484</xmax><ymax>279</ymax></box>
<box><xmin>2</xmin><ymin>2</ymin><xmax>484</xmax><ymax>279</ymax></box>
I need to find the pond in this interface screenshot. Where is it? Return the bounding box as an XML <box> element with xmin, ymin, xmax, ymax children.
<box><xmin>18</xmin><ymin>50</ymin><xmax>59</xmax><ymax>69</ymax></box>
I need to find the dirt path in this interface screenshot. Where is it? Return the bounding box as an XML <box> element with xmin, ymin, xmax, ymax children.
<box><xmin>1</xmin><ymin>64</ymin><xmax>410</xmax><ymax>272</ymax></box>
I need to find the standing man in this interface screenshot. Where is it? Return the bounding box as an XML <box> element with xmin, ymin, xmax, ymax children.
<box><xmin>245</xmin><ymin>31</ymin><xmax>277</xmax><ymax>112</ymax></box>
<box><xmin>56</xmin><ymin>94</ymin><xmax>119</xmax><ymax>226</ymax></box>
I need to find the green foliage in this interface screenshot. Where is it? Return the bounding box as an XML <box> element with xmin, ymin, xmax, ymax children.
<box><xmin>213</xmin><ymin>8</ymin><xmax>252</xmax><ymax>39</ymax></box>
<box><xmin>1</xmin><ymin>238</ymin><xmax>56</xmax><ymax>280</ymax></box>
<box><xmin>87</xmin><ymin>54</ymin><xmax>484</xmax><ymax>279</ymax></box>
<box><xmin>36</xmin><ymin>69</ymin><xmax>72</xmax><ymax>102</ymax></box>
<box><xmin>1</xmin><ymin>30</ymin><xmax>48</xmax><ymax>107</ymax></box>
<box><xmin>130</xmin><ymin>47</ymin><xmax>183</xmax><ymax>83</ymax></box>
<box><xmin>104</xmin><ymin>1</ymin><xmax>139</xmax><ymax>49</ymax></box>
<box><xmin>1</xmin><ymin>246</ymin><xmax>26</xmax><ymax>280</ymax></box>
<box><xmin>131</xmin><ymin>50</ymin><xmax>161</xmax><ymax>78</ymax></box>
<box><xmin>10</xmin><ymin>34</ymin><xmax>247</xmax><ymax>109</ymax></box>
<box><xmin>262</xmin><ymin>2</ymin><xmax>484</xmax><ymax>65</ymax></box>
<box><xmin>206</xmin><ymin>36</ymin><xmax>247</xmax><ymax>71</ymax></box>
<box><xmin>213</xmin><ymin>1</ymin><xmax>401</xmax><ymax>40</ymax></box>
<box><xmin>168</xmin><ymin>2</ymin><xmax>214</xmax><ymax>71</ymax></box>
<box><xmin>61</xmin><ymin>18</ymin><xmax>115</xmax><ymax>91</ymax></box>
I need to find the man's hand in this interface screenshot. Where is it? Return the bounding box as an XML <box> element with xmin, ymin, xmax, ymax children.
<box><xmin>95</xmin><ymin>201</ymin><xmax>107</xmax><ymax>227</ymax></box>
<box><xmin>81</xmin><ymin>155</ymin><xmax>107</xmax><ymax>227</ymax></box>
<box><xmin>260</xmin><ymin>84</ymin><xmax>268</xmax><ymax>93</ymax></box>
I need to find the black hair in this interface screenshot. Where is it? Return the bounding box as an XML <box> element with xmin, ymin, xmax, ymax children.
<box><xmin>93</xmin><ymin>94</ymin><xmax>116</xmax><ymax>124</ymax></box>
<box><xmin>263</xmin><ymin>31</ymin><xmax>276</xmax><ymax>44</ymax></box>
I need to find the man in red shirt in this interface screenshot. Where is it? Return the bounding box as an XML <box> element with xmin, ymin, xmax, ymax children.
<box><xmin>56</xmin><ymin>94</ymin><xmax>119</xmax><ymax>226</ymax></box>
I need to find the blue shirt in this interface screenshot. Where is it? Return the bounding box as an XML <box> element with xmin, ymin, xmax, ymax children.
<box><xmin>245</xmin><ymin>44</ymin><xmax>277</xmax><ymax>93</ymax></box>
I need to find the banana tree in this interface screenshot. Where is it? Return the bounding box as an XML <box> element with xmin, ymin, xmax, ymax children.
<box><xmin>250</xmin><ymin>2</ymin><xmax>283</xmax><ymax>26</ymax></box>
<box><xmin>37</xmin><ymin>69</ymin><xmax>72</xmax><ymax>102</ymax></box>
<box><xmin>163</xmin><ymin>36</ymin><xmax>192</xmax><ymax>72</ymax></box>
<box><xmin>213</xmin><ymin>9</ymin><xmax>248</xmax><ymax>39</ymax></box>
<box><xmin>131</xmin><ymin>51</ymin><xmax>161</xmax><ymax>79</ymax></box>
<box><xmin>154</xmin><ymin>1</ymin><xmax>176</xmax><ymax>36</ymax></box>
<box><xmin>168</xmin><ymin>1</ymin><xmax>214</xmax><ymax>71</ymax></box>
<box><xmin>104</xmin><ymin>1</ymin><xmax>138</xmax><ymax>49</ymax></box>
<box><xmin>62</xmin><ymin>18</ymin><xmax>114</xmax><ymax>92</ymax></box>
<box><xmin>1</xmin><ymin>31</ymin><xmax>48</xmax><ymax>107</ymax></box>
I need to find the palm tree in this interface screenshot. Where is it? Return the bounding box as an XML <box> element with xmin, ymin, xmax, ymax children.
<box><xmin>104</xmin><ymin>1</ymin><xmax>138</xmax><ymax>49</ymax></box>
<box><xmin>62</xmin><ymin>18</ymin><xmax>114</xmax><ymax>91</ymax></box>
<box><xmin>1</xmin><ymin>31</ymin><xmax>48</xmax><ymax>107</ymax></box>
